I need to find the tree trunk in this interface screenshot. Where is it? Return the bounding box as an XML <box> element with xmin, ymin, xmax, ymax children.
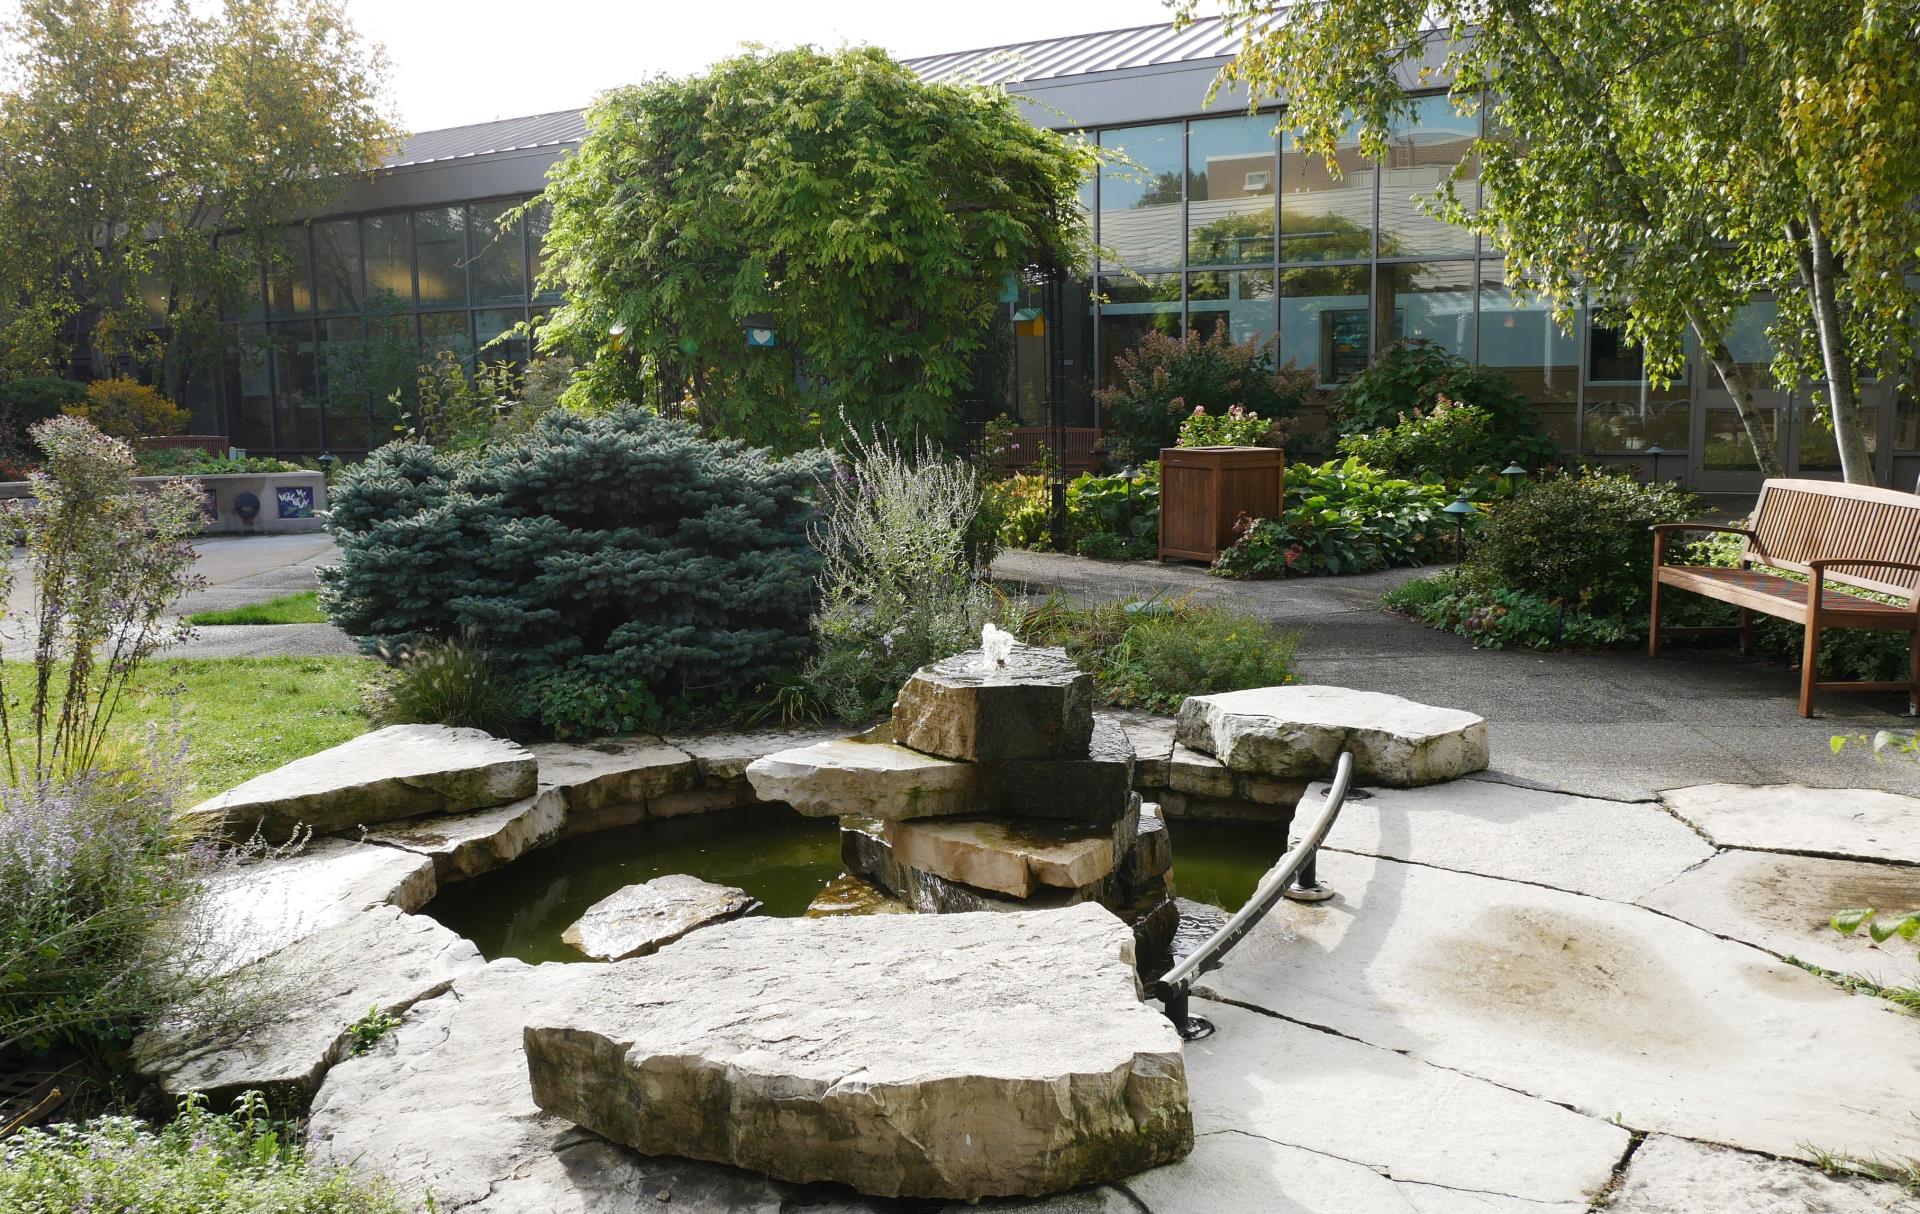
<box><xmin>1687</xmin><ymin>306</ymin><xmax>1785</xmax><ymax>478</ymax></box>
<box><xmin>1789</xmin><ymin>207</ymin><xmax>1877</xmax><ymax>485</ymax></box>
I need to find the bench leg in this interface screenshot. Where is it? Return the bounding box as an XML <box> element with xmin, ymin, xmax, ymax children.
<box><xmin>1799</xmin><ymin>614</ymin><xmax>1822</xmax><ymax>719</ymax></box>
<box><xmin>1739</xmin><ymin>608</ymin><xmax>1755</xmax><ymax>656</ymax></box>
<box><xmin>1910</xmin><ymin>631</ymin><xmax>1919</xmax><ymax>717</ymax></box>
<box><xmin>1648</xmin><ymin>577</ymin><xmax>1663</xmax><ymax>657</ymax></box>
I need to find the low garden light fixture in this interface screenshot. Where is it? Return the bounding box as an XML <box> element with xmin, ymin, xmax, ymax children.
<box><xmin>1442</xmin><ymin>490</ymin><xmax>1479</xmax><ymax>570</ymax></box>
<box><xmin>317</xmin><ymin>452</ymin><xmax>337</xmax><ymax>479</ymax></box>
<box><xmin>1645</xmin><ymin>445</ymin><xmax>1667</xmax><ymax>483</ymax></box>
<box><xmin>1500</xmin><ymin>461</ymin><xmax>1527</xmax><ymax>497</ymax></box>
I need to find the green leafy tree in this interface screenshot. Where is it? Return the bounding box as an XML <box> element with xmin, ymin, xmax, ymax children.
<box><xmin>1187</xmin><ymin>0</ymin><xmax>1920</xmax><ymax>484</ymax></box>
<box><xmin>532</xmin><ymin>46</ymin><xmax>1098</xmax><ymax>450</ymax></box>
<box><xmin>0</xmin><ymin>0</ymin><xmax>396</xmax><ymax>393</ymax></box>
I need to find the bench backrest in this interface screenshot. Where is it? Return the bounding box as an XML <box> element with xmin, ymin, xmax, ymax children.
<box><xmin>1746</xmin><ymin>479</ymin><xmax>1920</xmax><ymax>600</ymax></box>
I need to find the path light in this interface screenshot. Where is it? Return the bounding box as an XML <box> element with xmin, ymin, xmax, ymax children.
<box><xmin>317</xmin><ymin>452</ymin><xmax>337</xmax><ymax>480</ymax></box>
<box><xmin>1500</xmin><ymin>461</ymin><xmax>1527</xmax><ymax>497</ymax></box>
<box><xmin>1442</xmin><ymin>490</ymin><xmax>1479</xmax><ymax>571</ymax></box>
<box><xmin>1645</xmin><ymin>445</ymin><xmax>1667</xmax><ymax>483</ymax></box>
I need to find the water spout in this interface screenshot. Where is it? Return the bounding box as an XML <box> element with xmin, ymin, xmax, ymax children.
<box><xmin>978</xmin><ymin>622</ymin><xmax>1015</xmax><ymax>671</ymax></box>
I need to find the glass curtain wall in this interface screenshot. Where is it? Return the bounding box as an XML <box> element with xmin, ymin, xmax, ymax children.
<box><xmin>219</xmin><ymin>198</ymin><xmax>539</xmax><ymax>454</ymax></box>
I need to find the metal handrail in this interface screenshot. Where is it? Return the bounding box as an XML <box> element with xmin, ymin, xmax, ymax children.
<box><xmin>1153</xmin><ymin>751</ymin><xmax>1356</xmax><ymax>1040</ymax></box>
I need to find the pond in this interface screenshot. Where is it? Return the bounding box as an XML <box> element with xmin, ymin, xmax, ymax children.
<box><xmin>426</xmin><ymin>805</ymin><xmax>1291</xmax><ymax>964</ymax></box>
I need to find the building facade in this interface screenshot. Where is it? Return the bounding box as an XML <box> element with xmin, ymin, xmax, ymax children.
<box><xmin>196</xmin><ymin>18</ymin><xmax>1919</xmax><ymax>490</ymax></box>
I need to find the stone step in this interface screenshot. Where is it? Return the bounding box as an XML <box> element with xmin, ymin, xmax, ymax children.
<box><xmin>521</xmin><ymin>906</ymin><xmax>1192</xmax><ymax>1199</ymax></box>
<box><xmin>1177</xmin><ymin>685</ymin><xmax>1489</xmax><ymax>787</ymax></box>
<box><xmin>364</xmin><ymin>787</ymin><xmax>568</xmax><ymax>883</ymax></box>
<box><xmin>746</xmin><ymin>732</ymin><xmax>980</xmax><ymax>820</ymax></box>
<box><xmin>180</xmin><ymin>724</ymin><xmax>538</xmax><ymax>842</ymax></box>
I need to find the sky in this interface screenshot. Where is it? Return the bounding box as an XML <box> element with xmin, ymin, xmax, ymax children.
<box><xmin>343</xmin><ymin>0</ymin><xmax>1184</xmax><ymax>133</ymax></box>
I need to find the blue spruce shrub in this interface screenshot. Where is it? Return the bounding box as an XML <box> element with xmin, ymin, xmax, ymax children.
<box><xmin>321</xmin><ymin>408</ymin><xmax>824</xmax><ymax>734</ymax></box>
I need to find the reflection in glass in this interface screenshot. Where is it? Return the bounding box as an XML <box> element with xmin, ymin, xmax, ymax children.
<box><xmin>1280</xmin><ymin>264</ymin><xmax>1369</xmax><ymax>385</ymax></box>
<box><xmin>1187</xmin><ymin>114</ymin><xmax>1276</xmax><ymax>267</ymax></box>
<box><xmin>1722</xmin><ymin>300</ymin><xmax>1783</xmax><ymax>386</ymax></box>
<box><xmin>526</xmin><ymin>200</ymin><xmax>559</xmax><ymax>301</ymax></box>
<box><xmin>269</xmin><ymin>320</ymin><xmax>323</xmax><ymax>449</ymax></box>
<box><xmin>226</xmin><ymin>327</ymin><xmax>272</xmax><ymax>449</ymax></box>
<box><xmin>469</xmin><ymin>202</ymin><xmax>526</xmax><ymax>305</ymax></box>
<box><xmin>1099</xmin><ymin>124</ymin><xmax>1184</xmax><ymax>270</ymax></box>
<box><xmin>1380</xmin><ymin>95</ymin><xmax>1477</xmax><ymax>257</ymax></box>
<box><xmin>1281</xmin><ymin>123</ymin><xmax>1374</xmax><ymax>262</ymax></box>
<box><xmin>420</xmin><ymin>310</ymin><xmax>473</xmax><ymax>369</ymax></box>
<box><xmin>266</xmin><ymin>228</ymin><xmax>312</xmax><ymax>317</ymax></box>
<box><xmin>1584</xmin><ymin>324</ymin><xmax>1689</xmax><ymax>452</ymax></box>
<box><xmin>475</xmin><ymin>308</ymin><xmax>528</xmax><ymax>364</ymax></box>
<box><xmin>1188</xmin><ymin>270</ymin><xmax>1276</xmax><ymax>348</ymax></box>
<box><xmin>317</xmin><ymin>318</ymin><xmax>372</xmax><ymax>450</ymax></box>
<box><xmin>1477</xmin><ymin>267</ymin><xmax>1579</xmax><ymax>447</ymax></box>
<box><xmin>1376</xmin><ymin>261</ymin><xmax>1474</xmax><ymax>359</ymax></box>
<box><xmin>414</xmin><ymin>207</ymin><xmax>467</xmax><ymax>306</ymax></box>
<box><xmin>312</xmin><ymin>220</ymin><xmax>359</xmax><ymax>314</ymax></box>
<box><xmin>1798</xmin><ymin>408</ymin><xmax>1880</xmax><ymax>471</ymax></box>
<box><xmin>1702</xmin><ymin>406</ymin><xmax>1778</xmax><ymax>470</ymax></box>
<box><xmin>363</xmin><ymin>214</ymin><xmax>413</xmax><ymax>304</ymax></box>
<box><xmin>1096</xmin><ymin>273</ymin><xmax>1181</xmax><ymax>388</ymax></box>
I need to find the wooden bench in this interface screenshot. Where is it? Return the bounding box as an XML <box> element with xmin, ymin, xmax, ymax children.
<box><xmin>1650</xmin><ymin>478</ymin><xmax>1920</xmax><ymax>717</ymax></box>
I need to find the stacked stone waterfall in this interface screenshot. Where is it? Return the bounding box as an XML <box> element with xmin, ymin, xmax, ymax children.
<box><xmin>747</xmin><ymin>637</ymin><xmax>1178</xmax><ymax>967</ymax></box>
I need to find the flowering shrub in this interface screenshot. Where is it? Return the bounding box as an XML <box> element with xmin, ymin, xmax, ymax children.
<box><xmin>1335</xmin><ymin>397</ymin><xmax>1527</xmax><ymax>483</ymax></box>
<box><xmin>1212</xmin><ymin>458</ymin><xmax>1465</xmax><ymax>578</ymax></box>
<box><xmin>1095</xmin><ymin>324</ymin><xmax>1313</xmax><ymax>460</ymax></box>
<box><xmin>0</xmin><ymin>1094</ymin><xmax>412</xmax><ymax>1212</ymax></box>
<box><xmin>1177</xmin><ymin>404</ymin><xmax>1283</xmax><ymax>449</ymax></box>
<box><xmin>62</xmin><ymin>377</ymin><xmax>190</xmax><ymax>440</ymax></box>
<box><xmin>803</xmin><ymin>430</ymin><xmax>992</xmax><ymax>722</ymax></box>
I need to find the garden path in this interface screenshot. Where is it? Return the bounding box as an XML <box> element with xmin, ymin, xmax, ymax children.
<box><xmin>993</xmin><ymin>549</ymin><xmax>1920</xmax><ymax>799</ymax></box>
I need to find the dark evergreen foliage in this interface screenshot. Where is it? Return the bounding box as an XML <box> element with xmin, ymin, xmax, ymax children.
<box><xmin>320</xmin><ymin>408</ymin><xmax>824</xmax><ymax>726</ymax></box>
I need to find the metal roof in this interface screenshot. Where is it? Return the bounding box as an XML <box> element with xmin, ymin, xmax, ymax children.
<box><xmin>382</xmin><ymin>109</ymin><xmax>588</xmax><ymax>169</ymax></box>
<box><xmin>903</xmin><ymin>16</ymin><xmax>1241</xmax><ymax>87</ymax></box>
<box><xmin>377</xmin><ymin>18</ymin><xmax>1243</xmax><ymax>168</ymax></box>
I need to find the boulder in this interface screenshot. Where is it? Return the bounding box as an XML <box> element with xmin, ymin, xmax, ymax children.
<box><xmin>890</xmin><ymin>644</ymin><xmax>1093</xmax><ymax>762</ymax></box>
<box><xmin>1120</xmin><ymin>803</ymin><xmax>1173</xmax><ymax>890</ymax></box>
<box><xmin>669</xmin><ymin>726</ymin><xmax>849</xmax><ymax>791</ymax></box>
<box><xmin>309</xmin><ymin>960</ymin><xmax>789</xmax><ymax>1213</ymax></box>
<box><xmin>982</xmin><ymin>715</ymin><xmax>1136</xmax><ymax>822</ymax></box>
<box><xmin>561</xmin><ymin>874</ymin><xmax>757</xmax><ymax>961</ymax></box>
<box><xmin>529</xmin><ymin>737</ymin><xmax>697</xmax><ymax>811</ymax></box>
<box><xmin>1177</xmin><ymin>686</ymin><xmax>1488</xmax><ymax>787</ymax></box>
<box><xmin>805</xmin><ymin>872</ymin><xmax>913</xmax><ymax>917</ymax></box>
<box><xmin>884</xmin><ymin>799</ymin><xmax>1139</xmax><ymax>899</ymax></box>
<box><xmin>1109</xmin><ymin>711</ymin><xmax>1176</xmax><ymax>790</ymax></box>
<box><xmin>745</xmin><ymin>734</ymin><xmax>980</xmax><ymax>820</ymax></box>
<box><xmin>133</xmin><ymin>904</ymin><xmax>482</xmax><ymax>1109</ymax></box>
<box><xmin>841</xmin><ymin>816</ymin><xmax>1045</xmax><ymax>913</ymax></box>
<box><xmin>366</xmin><ymin>788</ymin><xmax>568</xmax><ymax>883</ymax></box>
<box><xmin>181</xmin><ymin>725</ymin><xmax>537</xmax><ymax>841</ymax></box>
<box><xmin>522</xmin><ymin>906</ymin><xmax>1191</xmax><ymax>1199</ymax></box>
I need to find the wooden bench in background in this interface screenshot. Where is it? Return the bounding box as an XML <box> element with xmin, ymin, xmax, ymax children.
<box><xmin>1650</xmin><ymin>478</ymin><xmax>1920</xmax><ymax>717</ymax></box>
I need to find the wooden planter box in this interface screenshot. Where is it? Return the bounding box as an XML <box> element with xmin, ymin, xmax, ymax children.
<box><xmin>1157</xmin><ymin>446</ymin><xmax>1285</xmax><ymax>562</ymax></box>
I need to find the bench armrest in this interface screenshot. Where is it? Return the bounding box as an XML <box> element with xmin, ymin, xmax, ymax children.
<box><xmin>1807</xmin><ymin>558</ymin><xmax>1920</xmax><ymax>574</ymax></box>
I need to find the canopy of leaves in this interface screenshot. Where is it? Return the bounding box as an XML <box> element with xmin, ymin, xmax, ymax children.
<box><xmin>0</xmin><ymin>0</ymin><xmax>396</xmax><ymax>392</ymax></box>
<box><xmin>533</xmin><ymin>46</ymin><xmax>1098</xmax><ymax>451</ymax></box>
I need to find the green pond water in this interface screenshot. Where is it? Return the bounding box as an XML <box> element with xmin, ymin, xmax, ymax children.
<box><xmin>426</xmin><ymin>806</ymin><xmax>1290</xmax><ymax>964</ymax></box>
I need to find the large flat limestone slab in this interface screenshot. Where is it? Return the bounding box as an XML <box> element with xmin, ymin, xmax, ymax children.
<box><xmin>1198</xmin><ymin>849</ymin><xmax>1920</xmax><ymax>1165</ymax></box>
<box><xmin>365</xmin><ymin>788</ymin><xmax>567</xmax><ymax>882</ymax></box>
<box><xmin>195</xmin><ymin>836</ymin><xmax>436</xmax><ymax>977</ymax></box>
<box><xmin>183</xmin><ymin>725</ymin><xmax>537</xmax><ymax>841</ymax></box>
<box><xmin>1660</xmin><ymin>783</ymin><xmax>1920</xmax><ymax>862</ymax></box>
<box><xmin>1183</xmin><ymin>998</ymin><xmax>1626</xmax><ymax>1205</ymax></box>
<box><xmin>523</xmin><ymin>905</ymin><xmax>1191</xmax><ymax>1199</ymax></box>
<box><xmin>1607</xmin><ymin>1135</ymin><xmax>1920</xmax><ymax>1213</ymax></box>
<box><xmin>1312</xmin><ymin>779</ymin><xmax>1715</xmax><ymax>902</ymax></box>
<box><xmin>745</xmin><ymin>734</ymin><xmax>980</xmax><ymax>819</ymax></box>
<box><xmin>891</xmin><ymin>644</ymin><xmax>1094</xmax><ymax>762</ymax></box>
<box><xmin>1637</xmin><ymin>849</ymin><xmax>1920</xmax><ymax>987</ymax></box>
<box><xmin>133</xmin><ymin>904</ymin><xmax>481</xmax><ymax>1108</ymax></box>
<box><xmin>310</xmin><ymin>961</ymin><xmax>788</xmax><ymax>1213</ymax></box>
<box><xmin>561</xmin><ymin>874</ymin><xmax>755</xmax><ymax>961</ymax></box>
<box><xmin>884</xmin><ymin>804</ymin><xmax>1136</xmax><ymax>899</ymax></box>
<box><xmin>1177</xmin><ymin>686</ymin><xmax>1488</xmax><ymax>787</ymax></box>
<box><xmin>529</xmin><ymin>737</ymin><xmax>697</xmax><ymax>809</ymax></box>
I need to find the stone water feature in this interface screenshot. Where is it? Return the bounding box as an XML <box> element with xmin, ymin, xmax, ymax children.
<box><xmin>745</xmin><ymin>633</ymin><xmax>1179</xmax><ymax>968</ymax></box>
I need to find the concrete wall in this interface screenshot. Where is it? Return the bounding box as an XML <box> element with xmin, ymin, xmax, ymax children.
<box><xmin>0</xmin><ymin>471</ymin><xmax>328</xmax><ymax>535</ymax></box>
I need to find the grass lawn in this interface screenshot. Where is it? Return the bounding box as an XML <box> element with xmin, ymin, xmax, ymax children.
<box><xmin>183</xmin><ymin>591</ymin><xmax>328</xmax><ymax>626</ymax></box>
<box><xmin>3</xmin><ymin>657</ymin><xmax>377</xmax><ymax>801</ymax></box>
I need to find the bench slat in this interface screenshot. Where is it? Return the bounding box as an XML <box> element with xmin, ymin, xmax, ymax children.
<box><xmin>1657</xmin><ymin>566</ymin><xmax>1914</xmax><ymax>627</ymax></box>
<box><xmin>1746</xmin><ymin>479</ymin><xmax>1920</xmax><ymax>599</ymax></box>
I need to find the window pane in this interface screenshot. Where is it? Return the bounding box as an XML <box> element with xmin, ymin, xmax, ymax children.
<box><xmin>368</xmin><ymin>313</ymin><xmax>417</xmax><ymax>437</ymax></box>
<box><xmin>266</xmin><ymin>228</ymin><xmax>312</xmax><ymax>317</ymax></box>
<box><xmin>1281</xmin><ymin>121</ymin><xmax>1374</xmax><ymax>263</ymax></box>
<box><xmin>1280</xmin><ymin>263</ymin><xmax>1370</xmax><ymax>386</ymax></box>
<box><xmin>1379</xmin><ymin>95</ymin><xmax>1477</xmax><ymax>258</ymax></box>
<box><xmin>1376</xmin><ymin>261</ymin><xmax>1474</xmax><ymax>360</ymax></box>
<box><xmin>226</xmin><ymin>327</ymin><xmax>271</xmax><ymax>450</ymax></box>
<box><xmin>1096</xmin><ymin>272</ymin><xmax>1181</xmax><ymax>389</ymax></box>
<box><xmin>1719</xmin><ymin>299</ymin><xmax>1784</xmax><ymax>387</ymax></box>
<box><xmin>414</xmin><ymin>207</ymin><xmax>467</xmax><ymax>306</ymax></box>
<box><xmin>218</xmin><ymin>237</ymin><xmax>265</xmax><ymax>321</ymax></box>
<box><xmin>312</xmin><ymin>220</ymin><xmax>359</xmax><ymax>314</ymax></box>
<box><xmin>475</xmin><ymin>307</ymin><xmax>528</xmax><ymax>364</ymax></box>
<box><xmin>469</xmin><ymin>201</ymin><xmax>526</xmax><ymax>305</ymax></box>
<box><xmin>526</xmin><ymin>199</ymin><xmax>560</xmax><ymax>301</ymax></box>
<box><xmin>317</xmin><ymin>318</ymin><xmax>372</xmax><ymax>450</ymax></box>
<box><xmin>1187</xmin><ymin>114</ymin><xmax>1276</xmax><ymax>267</ymax></box>
<box><xmin>270</xmin><ymin>320</ymin><xmax>323</xmax><ymax>449</ymax></box>
<box><xmin>1187</xmin><ymin>270</ymin><xmax>1276</xmax><ymax>349</ymax></box>
<box><xmin>1583</xmin><ymin>324</ymin><xmax>1689</xmax><ymax>452</ymax></box>
<box><xmin>363</xmin><ymin>214</ymin><xmax>413</xmax><ymax>308</ymax></box>
<box><xmin>1099</xmin><ymin>124</ymin><xmax>1184</xmax><ymax>271</ymax></box>
<box><xmin>420</xmin><ymin>310</ymin><xmax>473</xmax><ymax>370</ymax></box>
<box><xmin>1478</xmin><ymin>266</ymin><xmax>1580</xmax><ymax>448</ymax></box>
